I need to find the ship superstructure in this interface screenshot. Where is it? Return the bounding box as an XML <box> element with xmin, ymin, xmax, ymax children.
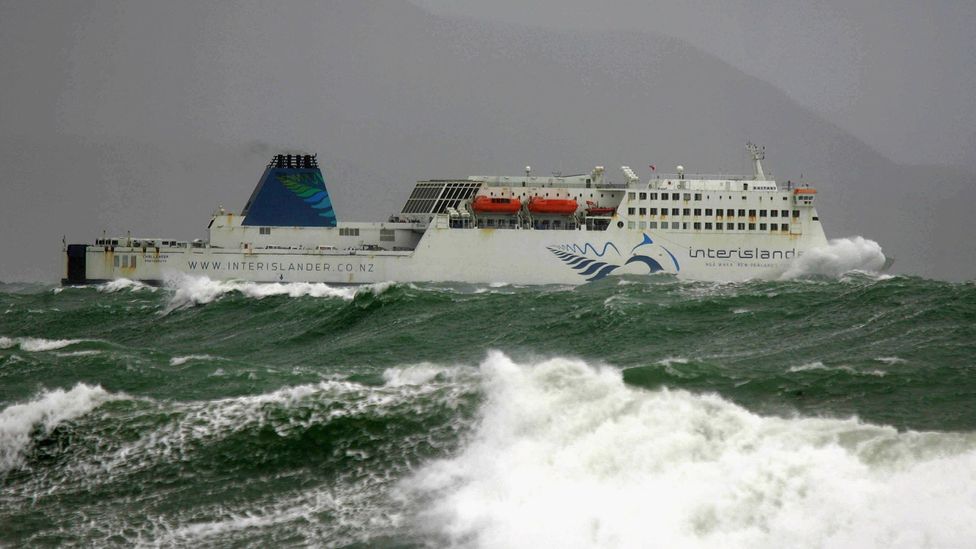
<box><xmin>63</xmin><ymin>145</ymin><xmax>828</xmax><ymax>285</ymax></box>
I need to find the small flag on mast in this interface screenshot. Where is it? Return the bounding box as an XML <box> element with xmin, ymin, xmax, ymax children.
<box><xmin>649</xmin><ymin>164</ymin><xmax>656</xmax><ymax>171</ymax></box>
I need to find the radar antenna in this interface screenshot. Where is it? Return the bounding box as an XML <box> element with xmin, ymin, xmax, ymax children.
<box><xmin>747</xmin><ymin>142</ymin><xmax>767</xmax><ymax>181</ymax></box>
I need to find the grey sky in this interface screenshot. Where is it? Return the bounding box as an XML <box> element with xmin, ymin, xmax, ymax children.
<box><xmin>414</xmin><ymin>0</ymin><xmax>976</xmax><ymax>167</ymax></box>
<box><xmin>0</xmin><ymin>0</ymin><xmax>973</xmax><ymax>282</ymax></box>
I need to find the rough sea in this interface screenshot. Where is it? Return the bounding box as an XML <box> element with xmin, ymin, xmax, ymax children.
<box><xmin>2</xmin><ymin>239</ymin><xmax>975</xmax><ymax>548</ymax></box>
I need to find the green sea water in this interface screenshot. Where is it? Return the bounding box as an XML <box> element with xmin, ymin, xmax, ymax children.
<box><xmin>1</xmin><ymin>274</ymin><xmax>975</xmax><ymax>547</ymax></box>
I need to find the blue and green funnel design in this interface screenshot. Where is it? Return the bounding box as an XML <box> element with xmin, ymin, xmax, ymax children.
<box><xmin>241</xmin><ymin>156</ymin><xmax>337</xmax><ymax>227</ymax></box>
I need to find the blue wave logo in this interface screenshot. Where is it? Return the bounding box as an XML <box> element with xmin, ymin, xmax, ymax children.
<box><xmin>549</xmin><ymin>234</ymin><xmax>679</xmax><ymax>282</ymax></box>
<box><xmin>278</xmin><ymin>173</ymin><xmax>336</xmax><ymax>224</ymax></box>
<box><xmin>551</xmin><ymin>242</ymin><xmax>621</xmax><ymax>257</ymax></box>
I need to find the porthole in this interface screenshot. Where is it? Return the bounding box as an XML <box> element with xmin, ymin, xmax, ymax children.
<box><xmin>617</xmin><ymin>221</ymin><xmax>624</xmax><ymax>228</ymax></box>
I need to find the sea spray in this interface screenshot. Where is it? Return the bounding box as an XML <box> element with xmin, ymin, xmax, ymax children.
<box><xmin>781</xmin><ymin>236</ymin><xmax>886</xmax><ymax>279</ymax></box>
<box><xmin>403</xmin><ymin>353</ymin><xmax>976</xmax><ymax>549</ymax></box>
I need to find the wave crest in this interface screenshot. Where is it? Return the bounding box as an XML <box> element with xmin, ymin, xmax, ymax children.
<box><xmin>162</xmin><ymin>274</ymin><xmax>395</xmax><ymax>310</ymax></box>
<box><xmin>1</xmin><ymin>383</ymin><xmax>120</xmax><ymax>473</ymax></box>
<box><xmin>403</xmin><ymin>352</ymin><xmax>976</xmax><ymax>548</ymax></box>
<box><xmin>0</xmin><ymin>336</ymin><xmax>84</xmax><ymax>352</ymax></box>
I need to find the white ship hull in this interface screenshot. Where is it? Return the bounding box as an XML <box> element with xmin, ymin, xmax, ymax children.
<box><xmin>67</xmin><ymin>225</ymin><xmax>826</xmax><ymax>285</ymax></box>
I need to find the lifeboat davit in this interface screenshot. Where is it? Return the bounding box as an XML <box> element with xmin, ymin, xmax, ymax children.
<box><xmin>471</xmin><ymin>195</ymin><xmax>522</xmax><ymax>214</ymax></box>
<box><xmin>528</xmin><ymin>197</ymin><xmax>578</xmax><ymax>215</ymax></box>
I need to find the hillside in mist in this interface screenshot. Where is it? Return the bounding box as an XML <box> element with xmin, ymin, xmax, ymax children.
<box><xmin>1</xmin><ymin>0</ymin><xmax>972</xmax><ymax>280</ymax></box>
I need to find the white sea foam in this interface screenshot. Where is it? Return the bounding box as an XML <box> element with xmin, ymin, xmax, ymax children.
<box><xmin>97</xmin><ymin>278</ymin><xmax>155</xmax><ymax>293</ymax></box>
<box><xmin>169</xmin><ymin>354</ymin><xmax>218</xmax><ymax>366</ymax></box>
<box><xmin>55</xmin><ymin>350</ymin><xmax>102</xmax><ymax>357</ymax></box>
<box><xmin>88</xmin><ymin>369</ymin><xmax>472</xmax><ymax>478</ymax></box>
<box><xmin>876</xmin><ymin>356</ymin><xmax>907</xmax><ymax>365</ymax></box>
<box><xmin>781</xmin><ymin>236</ymin><xmax>887</xmax><ymax>279</ymax></box>
<box><xmin>0</xmin><ymin>383</ymin><xmax>120</xmax><ymax>472</ymax></box>
<box><xmin>789</xmin><ymin>361</ymin><xmax>887</xmax><ymax>377</ymax></box>
<box><xmin>162</xmin><ymin>274</ymin><xmax>394</xmax><ymax>310</ymax></box>
<box><xmin>402</xmin><ymin>352</ymin><xmax>976</xmax><ymax>549</ymax></box>
<box><xmin>0</xmin><ymin>336</ymin><xmax>84</xmax><ymax>352</ymax></box>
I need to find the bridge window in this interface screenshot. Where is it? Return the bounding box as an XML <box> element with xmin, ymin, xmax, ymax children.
<box><xmin>628</xmin><ymin>192</ymin><xmax>636</xmax><ymax>200</ymax></box>
<box><xmin>760</xmin><ymin>223</ymin><xmax>768</xmax><ymax>230</ymax></box>
<box><xmin>781</xmin><ymin>224</ymin><xmax>789</xmax><ymax>231</ymax></box>
<box><xmin>628</xmin><ymin>208</ymin><xmax>636</xmax><ymax>215</ymax></box>
<box><xmin>726</xmin><ymin>209</ymin><xmax>734</xmax><ymax>217</ymax></box>
<box><xmin>793</xmin><ymin>210</ymin><xmax>800</xmax><ymax>218</ymax></box>
<box><xmin>705</xmin><ymin>222</ymin><xmax>713</xmax><ymax>230</ymax></box>
<box><xmin>259</xmin><ymin>227</ymin><xmax>271</xmax><ymax>235</ymax></box>
<box><xmin>693</xmin><ymin>208</ymin><xmax>701</xmax><ymax>216</ymax></box>
<box><xmin>693</xmin><ymin>222</ymin><xmax>701</xmax><ymax>230</ymax></box>
<box><xmin>749</xmin><ymin>223</ymin><xmax>756</xmax><ymax>230</ymax></box>
<box><xmin>726</xmin><ymin>223</ymin><xmax>734</xmax><ymax>230</ymax></box>
<box><xmin>694</xmin><ymin>193</ymin><xmax>702</xmax><ymax>201</ymax></box>
<box><xmin>737</xmin><ymin>223</ymin><xmax>746</xmax><ymax>230</ymax></box>
<box><xmin>705</xmin><ymin>208</ymin><xmax>713</xmax><ymax>216</ymax></box>
<box><xmin>737</xmin><ymin>209</ymin><xmax>746</xmax><ymax>216</ymax></box>
<box><xmin>639</xmin><ymin>208</ymin><xmax>647</xmax><ymax>215</ymax></box>
<box><xmin>672</xmin><ymin>193</ymin><xmax>680</xmax><ymax>200</ymax></box>
<box><xmin>649</xmin><ymin>193</ymin><xmax>658</xmax><ymax>200</ymax></box>
<box><xmin>683</xmin><ymin>208</ymin><xmax>690</xmax><ymax>216</ymax></box>
<box><xmin>650</xmin><ymin>208</ymin><xmax>658</xmax><ymax>215</ymax></box>
<box><xmin>759</xmin><ymin>210</ymin><xmax>767</xmax><ymax>217</ymax></box>
<box><xmin>639</xmin><ymin>192</ymin><xmax>647</xmax><ymax>200</ymax></box>
<box><xmin>770</xmin><ymin>210</ymin><xmax>779</xmax><ymax>217</ymax></box>
<box><xmin>339</xmin><ymin>228</ymin><xmax>360</xmax><ymax>236</ymax></box>
<box><xmin>671</xmin><ymin>208</ymin><xmax>679</xmax><ymax>216</ymax></box>
<box><xmin>781</xmin><ymin>210</ymin><xmax>789</xmax><ymax>217</ymax></box>
<box><xmin>748</xmin><ymin>209</ymin><xmax>756</xmax><ymax>217</ymax></box>
<box><xmin>683</xmin><ymin>193</ymin><xmax>691</xmax><ymax>201</ymax></box>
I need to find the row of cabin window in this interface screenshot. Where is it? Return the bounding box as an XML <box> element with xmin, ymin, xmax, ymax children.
<box><xmin>628</xmin><ymin>221</ymin><xmax>793</xmax><ymax>232</ymax></box>
<box><xmin>338</xmin><ymin>228</ymin><xmax>360</xmax><ymax>236</ymax></box>
<box><xmin>627</xmin><ymin>192</ymin><xmax>790</xmax><ymax>202</ymax></box>
<box><xmin>627</xmin><ymin>208</ymin><xmax>800</xmax><ymax>218</ymax></box>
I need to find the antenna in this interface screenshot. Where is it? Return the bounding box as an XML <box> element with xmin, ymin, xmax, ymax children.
<box><xmin>525</xmin><ymin>165</ymin><xmax>532</xmax><ymax>178</ymax></box>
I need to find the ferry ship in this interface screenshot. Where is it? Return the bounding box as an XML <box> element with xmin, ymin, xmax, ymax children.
<box><xmin>62</xmin><ymin>144</ymin><xmax>828</xmax><ymax>285</ymax></box>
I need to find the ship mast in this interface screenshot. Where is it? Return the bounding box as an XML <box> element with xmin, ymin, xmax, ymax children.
<box><xmin>747</xmin><ymin>142</ymin><xmax>767</xmax><ymax>181</ymax></box>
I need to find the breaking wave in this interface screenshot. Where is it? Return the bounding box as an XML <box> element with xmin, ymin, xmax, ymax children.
<box><xmin>0</xmin><ymin>336</ymin><xmax>85</xmax><ymax>352</ymax></box>
<box><xmin>403</xmin><ymin>352</ymin><xmax>976</xmax><ymax>548</ymax></box>
<box><xmin>0</xmin><ymin>383</ymin><xmax>120</xmax><ymax>473</ymax></box>
<box><xmin>162</xmin><ymin>274</ymin><xmax>395</xmax><ymax>310</ymax></box>
<box><xmin>781</xmin><ymin>236</ymin><xmax>887</xmax><ymax>279</ymax></box>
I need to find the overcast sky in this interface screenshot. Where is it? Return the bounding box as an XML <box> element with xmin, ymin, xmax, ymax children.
<box><xmin>0</xmin><ymin>0</ymin><xmax>973</xmax><ymax>281</ymax></box>
<box><xmin>414</xmin><ymin>0</ymin><xmax>976</xmax><ymax>167</ymax></box>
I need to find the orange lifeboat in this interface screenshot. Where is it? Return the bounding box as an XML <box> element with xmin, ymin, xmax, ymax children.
<box><xmin>528</xmin><ymin>197</ymin><xmax>578</xmax><ymax>215</ymax></box>
<box><xmin>585</xmin><ymin>200</ymin><xmax>616</xmax><ymax>216</ymax></box>
<box><xmin>471</xmin><ymin>195</ymin><xmax>522</xmax><ymax>214</ymax></box>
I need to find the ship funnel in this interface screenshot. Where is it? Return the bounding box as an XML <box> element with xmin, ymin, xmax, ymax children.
<box><xmin>241</xmin><ymin>153</ymin><xmax>337</xmax><ymax>227</ymax></box>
